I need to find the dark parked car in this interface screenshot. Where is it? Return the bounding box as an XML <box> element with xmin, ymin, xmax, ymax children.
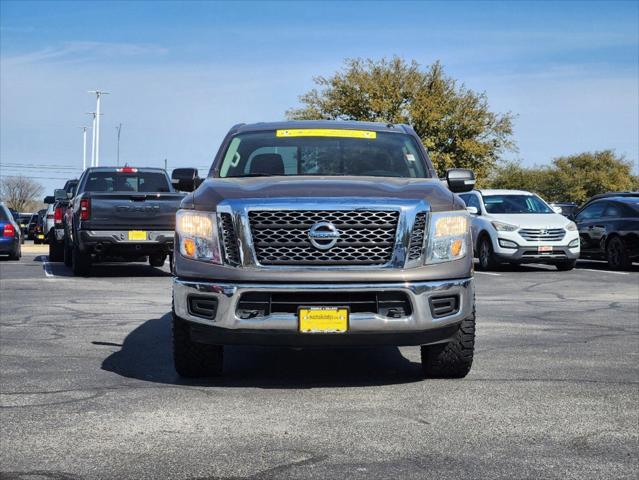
<box><xmin>47</xmin><ymin>179</ymin><xmax>78</xmax><ymax>261</ymax></box>
<box><xmin>550</xmin><ymin>202</ymin><xmax>578</xmax><ymax>218</ymax></box>
<box><xmin>17</xmin><ymin>214</ymin><xmax>32</xmax><ymax>236</ymax></box>
<box><xmin>574</xmin><ymin>194</ymin><xmax>639</xmax><ymax>269</ymax></box>
<box><xmin>33</xmin><ymin>209</ymin><xmax>47</xmax><ymax>244</ymax></box>
<box><xmin>0</xmin><ymin>203</ymin><xmax>22</xmax><ymax>260</ymax></box>
<box><xmin>26</xmin><ymin>213</ymin><xmax>39</xmax><ymax>240</ymax></box>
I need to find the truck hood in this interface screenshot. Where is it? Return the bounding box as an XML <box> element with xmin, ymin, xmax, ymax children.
<box><xmin>486</xmin><ymin>213</ymin><xmax>572</xmax><ymax>229</ymax></box>
<box><xmin>191</xmin><ymin>176</ymin><xmax>458</xmax><ymax>212</ymax></box>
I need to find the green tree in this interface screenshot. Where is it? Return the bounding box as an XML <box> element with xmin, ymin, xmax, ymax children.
<box><xmin>487</xmin><ymin>151</ymin><xmax>636</xmax><ymax>203</ymax></box>
<box><xmin>287</xmin><ymin>57</ymin><xmax>516</xmax><ymax>179</ymax></box>
<box><xmin>550</xmin><ymin>150</ymin><xmax>636</xmax><ymax>203</ymax></box>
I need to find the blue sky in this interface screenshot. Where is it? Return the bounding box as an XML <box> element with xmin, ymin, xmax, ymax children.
<box><xmin>1</xmin><ymin>0</ymin><xmax>638</xmax><ymax>195</ymax></box>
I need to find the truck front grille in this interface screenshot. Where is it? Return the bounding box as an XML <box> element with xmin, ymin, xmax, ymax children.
<box><xmin>519</xmin><ymin>228</ymin><xmax>565</xmax><ymax>241</ymax></box>
<box><xmin>248</xmin><ymin>210</ymin><xmax>399</xmax><ymax>266</ymax></box>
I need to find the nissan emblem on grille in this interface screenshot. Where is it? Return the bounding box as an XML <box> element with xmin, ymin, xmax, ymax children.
<box><xmin>308</xmin><ymin>221</ymin><xmax>340</xmax><ymax>250</ymax></box>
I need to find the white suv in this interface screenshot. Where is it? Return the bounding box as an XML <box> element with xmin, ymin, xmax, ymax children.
<box><xmin>459</xmin><ymin>189</ymin><xmax>580</xmax><ymax>271</ymax></box>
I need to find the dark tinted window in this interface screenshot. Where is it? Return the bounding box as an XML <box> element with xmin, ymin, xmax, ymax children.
<box><xmin>0</xmin><ymin>205</ymin><xmax>10</xmax><ymax>222</ymax></box>
<box><xmin>483</xmin><ymin>194</ymin><xmax>553</xmax><ymax>214</ymax></box>
<box><xmin>576</xmin><ymin>202</ymin><xmax>607</xmax><ymax>221</ymax></box>
<box><xmin>84</xmin><ymin>172</ymin><xmax>170</xmax><ymax>193</ymax></box>
<box><xmin>605</xmin><ymin>202</ymin><xmax>638</xmax><ymax>218</ymax></box>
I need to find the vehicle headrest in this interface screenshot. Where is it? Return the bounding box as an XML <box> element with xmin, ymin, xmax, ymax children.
<box><xmin>250</xmin><ymin>154</ymin><xmax>284</xmax><ymax>175</ymax></box>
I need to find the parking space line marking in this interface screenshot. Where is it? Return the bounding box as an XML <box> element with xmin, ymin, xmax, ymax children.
<box><xmin>578</xmin><ymin>268</ymin><xmax>630</xmax><ymax>276</ymax></box>
<box><xmin>42</xmin><ymin>259</ymin><xmax>54</xmax><ymax>278</ymax></box>
<box><xmin>474</xmin><ymin>271</ymin><xmax>501</xmax><ymax>276</ymax></box>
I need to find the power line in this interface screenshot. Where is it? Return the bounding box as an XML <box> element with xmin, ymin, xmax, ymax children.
<box><xmin>0</xmin><ymin>175</ymin><xmax>78</xmax><ymax>181</ymax></box>
<box><xmin>0</xmin><ymin>166</ymin><xmax>81</xmax><ymax>172</ymax></box>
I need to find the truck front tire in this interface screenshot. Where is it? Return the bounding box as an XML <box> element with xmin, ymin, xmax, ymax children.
<box><xmin>172</xmin><ymin>312</ymin><xmax>223</xmax><ymax>377</ymax></box>
<box><xmin>421</xmin><ymin>311</ymin><xmax>475</xmax><ymax>378</ymax></box>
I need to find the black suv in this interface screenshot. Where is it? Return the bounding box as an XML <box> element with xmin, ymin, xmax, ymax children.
<box><xmin>574</xmin><ymin>193</ymin><xmax>639</xmax><ymax>269</ymax></box>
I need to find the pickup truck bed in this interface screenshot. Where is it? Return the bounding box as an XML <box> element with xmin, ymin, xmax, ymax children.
<box><xmin>64</xmin><ymin>167</ymin><xmax>184</xmax><ymax>275</ymax></box>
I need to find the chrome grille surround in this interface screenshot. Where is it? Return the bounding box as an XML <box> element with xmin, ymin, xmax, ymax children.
<box><xmin>219</xmin><ymin>213</ymin><xmax>240</xmax><ymax>265</ymax></box>
<box><xmin>518</xmin><ymin>228</ymin><xmax>566</xmax><ymax>242</ymax></box>
<box><xmin>216</xmin><ymin>198</ymin><xmax>431</xmax><ymax>269</ymax></box>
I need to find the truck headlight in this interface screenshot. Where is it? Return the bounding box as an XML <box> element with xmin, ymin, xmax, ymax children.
<box><xmin>491</xmin><ymin>220</ymin><xmax>518</xmax><ymax>232</ymax></box>
<box><xmin>425</xmin><ymin>211</ymin><xmax>469</xmax><ymax>264</ymax></box>
<box><xmin>176</xmin><ymin>210</ymin><xmax>222</xmax><ymax>264</ymax></box>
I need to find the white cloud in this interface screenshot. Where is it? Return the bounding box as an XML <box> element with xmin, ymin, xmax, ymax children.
<box><xmin>2</xmin><ymin>41</ymin><xmax>168</xmax><ymax>66</ymax></box>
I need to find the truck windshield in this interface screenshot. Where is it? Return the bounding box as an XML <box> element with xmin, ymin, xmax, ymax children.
<box><xmin>483</xmin><ymin>195</ymin><xmax>554</xmax><ymax>214</ymax></box>
<box><xmin>84</xmin><ymin>172</ymin><xmax>171</xmax><ymax>193</ymax></box>
<box><xmin>218</xmin><ymin>130</ymin><xmax>430</xmax><ymax>178</ymax></box>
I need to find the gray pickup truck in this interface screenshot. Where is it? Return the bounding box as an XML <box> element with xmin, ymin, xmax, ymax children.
<box><xmin>63</xmin><ymin>166</ymin><xmax>184</xmax><ymax>276</ymax></box>
<box><xmin>172</xmin><ymin>121</ymin><xmax>476</xmax><ymax>378</ymax></box>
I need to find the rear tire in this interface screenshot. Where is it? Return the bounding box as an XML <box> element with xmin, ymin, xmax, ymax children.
<box><xmin>8</xmin><ymin>244</ymin><xmax>21</xmax><ymax>261</ymax></box>
<box><xmin>421</xmin><ymin>310</ymin><xmax>475</xmax><ymax>379</ymax></box>
<box><xmin>555</xmin><ymin>260</ymin><xmax>576</xmax><ymax>271</ymax></box>
<box><xmin>477</xmin><ymin>236</ymin><xmax>499</xmax><ymax>270</ymax></box>
<box><xmin>48</xmin><ymin>237</ymin><xmax>64</xmax><ymax>262</ymax></box>
<box><xmin>71</xmin><ymin>246</ymin><xmax>91</xmax><ymax>276</ymax></box>
<box><xmin>606</xmin><ymin>236</ymin><xmax>631</xmax><ymax>270</ymax></box>
<box><xmin>173</xmin><ymin>312</ymin><xmax>223</xmax><ymax>377</ymax></box>
<box><xmin>149</xmin><ymin>253</ymin><xmax>167</xmax><ymax>267</ymax></box>
<box><xmin>63</xmin><ymin>239</ymin><xmax>72</xmax><ymax>268</ymax></box>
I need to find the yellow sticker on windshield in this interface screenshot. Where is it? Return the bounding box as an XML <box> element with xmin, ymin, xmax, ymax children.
<box><xmin>276</xmin><ymin>129</ymin><xmax>377</xmax><ymax>139</ymax></box>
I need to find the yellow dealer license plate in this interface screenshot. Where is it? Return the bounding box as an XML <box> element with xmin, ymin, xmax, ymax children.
<box><xmin>299</xmin><ymin>307</ymin><xmax>349</xmax><ymax>334</ymax></box>
<box><xmin>128</xmin><ymin>230</ymin><xmax>147</xmax><ymax>241</ymax></box>
<box><xmin>36</xmin><ymin>234</ymin><xmax>45</xmax><ymax>239</ymax></box>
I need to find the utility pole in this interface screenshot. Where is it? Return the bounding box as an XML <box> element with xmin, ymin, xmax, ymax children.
<box><xmin>164</xmin><ymin>158</ymin><xmax>168</xmax><ymax>171</ymax></box>
<box><xmin>86</xmin><ymin>112</ymin><xmax>97</xmax><ymax>167</ymax></box>
<box><xmin>80</xmin><ymin>126</ymin><xmax>88</xmax><ymax>170</ymax></box>
<box><xmin>116</xmin><ymin>123</ymin><xmax>122</xmax><ymax>166</ymax></box>
<box><xmin>88</xmin><ymin>90</ymin><xmax>109</xmax><ymax>167</ymax></box>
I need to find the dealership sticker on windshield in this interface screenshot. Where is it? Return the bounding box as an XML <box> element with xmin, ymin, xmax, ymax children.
<box><xmin>276</xmin><ymin>129</ymin><xmax>377</xmax><ymax>139</ymax></box>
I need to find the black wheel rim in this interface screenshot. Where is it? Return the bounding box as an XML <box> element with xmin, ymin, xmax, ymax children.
<box><xmin>608</xmin><ymin>239</ymin><xmax>622</xmax><ymax>267</ymax></box>
<box><xmin>480</xmin><ymin>240</ymin><xmax>489</xmax><ymax>267</ymax></box>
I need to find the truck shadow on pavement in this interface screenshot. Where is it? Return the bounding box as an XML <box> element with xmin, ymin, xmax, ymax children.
<box><xmin>101</xmin><ymin>313</ymin><xmax>424</xmax><ymax>388</ymax></box>
<box><xmin>37</xmin><ymin>256</ymin><xmax>171</xmax><ymax>278</ymax></box>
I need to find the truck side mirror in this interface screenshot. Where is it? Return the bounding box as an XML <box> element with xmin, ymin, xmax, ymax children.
<box><xmin>446</xmin><ymin>169</ymin><xmax>475</xmax><ymax>193</ymax></box>
<box><xmin>44</xmin><ymin>196</ymin><xmax>55</xmax><ymax>204</ymax></box>
<box><xmin>54</xmin><ymin>189</ymin><xmax>67</xmax><ymax>201</ymax></box>
<box><xmin>171</xmin><ymin>168</ymin><xmax>201</xmax><ymax>192</ymax></box>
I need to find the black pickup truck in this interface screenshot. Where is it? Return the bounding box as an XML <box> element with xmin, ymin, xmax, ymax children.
<box><xmin>63</xmin><ymin>166</ymin><xmax>185</xmax><ymax>275</ymax></box>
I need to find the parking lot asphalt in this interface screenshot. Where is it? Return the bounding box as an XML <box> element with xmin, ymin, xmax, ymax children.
<box><xmin>1</xmin><ymin>248</ymin><xmax>638</xmax><ymax>479</ymax></box>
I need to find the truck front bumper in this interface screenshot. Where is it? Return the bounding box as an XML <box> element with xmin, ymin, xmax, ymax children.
<box><xmin>173</xmin><ymin>277</ymin><xmax>474</xmax><ymax>346</ymax></box>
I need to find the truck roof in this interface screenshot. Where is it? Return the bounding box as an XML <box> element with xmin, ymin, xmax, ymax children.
<box><xmin>233</xmin><ymin>120</ymin><xmax>413</xmax><ymax>134</ymax></box>
<box><xmin>83</xmin><ymin>166</ymin><xmax>167</xmax><ymax>173</ymax></box>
